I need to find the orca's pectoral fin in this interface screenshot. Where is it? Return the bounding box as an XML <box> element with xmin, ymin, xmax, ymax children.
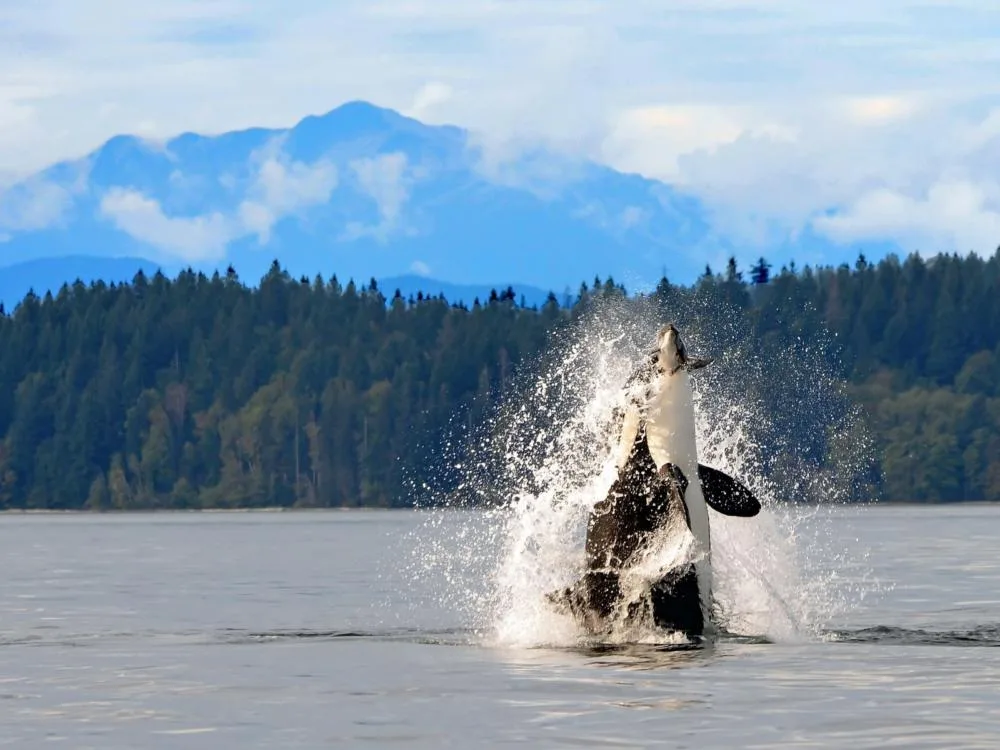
<box><xmin>697</xmin><ymin>463</ymin><xmax>761</xmax><ymax>517</ymax></box>
<box><xmin>684</xmin><ymin>357</ymin><xmax>713</xmax><ymax>371</ymax></box>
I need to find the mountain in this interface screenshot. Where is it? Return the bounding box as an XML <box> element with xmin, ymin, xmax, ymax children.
<box><xmin>0</xmin><ymin>100</ymin><xmax>881</xmax><ymax>290</ymax></box>
<box><xmin>377</xmin><ymin>275</ymin><xmax>555</xmax><ymax>308</ymax></box>
<box><xmin>0</xmin><ymin>256</ymin><xmax>166</xmax><ymax>309</ymax></box>
<box><xmin>0</xmin><ymin>257</ymin><xmax>556</xmax><ymax>311</ymax></box>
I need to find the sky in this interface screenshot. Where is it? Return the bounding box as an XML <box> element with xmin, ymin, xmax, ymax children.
<box><xmin>3</xmin><ymin>0</ymin><xmax>1000</xmax><ymax>258</ymax></box>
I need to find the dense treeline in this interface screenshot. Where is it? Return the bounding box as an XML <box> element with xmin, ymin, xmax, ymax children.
<box><xmin>727</xmin><ymin>252</ymin><xmax>1000</xmax><ymax>502</ymax></box>
<box><xmin>0</xmin><ymin>251</ymin><xmax>998</xmax><ymax>510</ymax></box>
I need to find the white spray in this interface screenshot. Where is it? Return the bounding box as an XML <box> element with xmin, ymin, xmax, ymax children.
<box><xmin>404</xmin><ymin>295</ymin><xmax>884</xmax><ymax>648</ymax></box>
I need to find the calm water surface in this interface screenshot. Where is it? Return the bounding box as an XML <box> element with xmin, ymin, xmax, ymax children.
<box><xmin>2</xmin><ymin>506</ymin><xmax>999</xmax><ymax>748</ymax></box>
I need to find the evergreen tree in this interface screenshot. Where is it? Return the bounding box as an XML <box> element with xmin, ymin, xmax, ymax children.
<box><xmin>0</xmin><ymin>252</ymin><xmax>998</xmax><ymax>507</ymax></box>
<box><xmin>750</xmin><ymin>258</ymin><xmax>771</xmax><ymax>285</ymax></box>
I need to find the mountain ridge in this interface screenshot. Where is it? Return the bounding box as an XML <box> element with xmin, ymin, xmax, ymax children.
<box><xmin>0</xmin><ymin>100</ymin><xmax>885</xmax><ymax>291</ymax></box>
<box><xmin>0</xmin><ymin>255</ymin><xmax>558</xmax><ymax>311</ymax></box>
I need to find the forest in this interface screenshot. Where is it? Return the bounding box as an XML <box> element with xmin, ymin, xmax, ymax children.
<box><xmin>0</xmin><ymin>249</ymin><xmax>998</xmax><ymax>510</ymax></box>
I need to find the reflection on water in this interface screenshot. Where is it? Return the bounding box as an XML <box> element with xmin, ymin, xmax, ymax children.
<box><xmin>564</xmin><ymin>643</ymin><xmax>717</xmax><ymax>672</ymax></box>
<box><xmin>0</xmin><ymin>507</ymin><xmax>999</xmax><ymax>748</ymax></box>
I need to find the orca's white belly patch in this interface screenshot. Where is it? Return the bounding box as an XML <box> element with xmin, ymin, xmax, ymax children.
<box><xmin>642</xmin><ymin>371</ymin><xmax>713</xmax><ymax>617</ymax></box>
<box><xmin>645</xmin><ymin>374</ymin><xmax>699</xmax><ymax>476</ymax></box>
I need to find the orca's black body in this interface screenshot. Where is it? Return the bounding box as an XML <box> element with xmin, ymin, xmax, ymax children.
<box><xmin>554</xmin><ymin>426</ymin><xmax>706</xmax><ymax>635</ymax></box>
<box><xmin>548</xmin><ymin>330</ymin><xmax>761</xmax><ymax>638</ymax></box>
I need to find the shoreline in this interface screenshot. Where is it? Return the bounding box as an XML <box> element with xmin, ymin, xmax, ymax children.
<box><xmin>2</xmin><ymin>500</ymin><xmax>1000</xmax><ymax>516</ymax></box>
<box><xmin>0</xmin><ymin>505</ymin><xmax>483</xmax><ymax>515</ymax></box>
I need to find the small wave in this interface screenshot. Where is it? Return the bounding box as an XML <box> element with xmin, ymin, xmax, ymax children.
<box><xmin>0</xmin><ymin>635</ymin><xmax>43</xmax><ymax>647</ymax></box>
<box><xmin>0</xmin><ymin>626</ymin><xmax>480</xmax><ymax>649</ymax></box>
<box><xmin>1</xmin><ymin>631</ymin><xmax>146</xmax><ymax>648</ymax></box>
<box><xmin>18</xmin><ymin>623</ymin><xmax>992</xmax><ymax>652</ymax></box>
<box><xmin>216</xmin><ymin>626</ymin><xmax>479</xmax><ymax>646</ymax></box>
<box><xmin>827</xmin><ymin>624</ymin><xmax>1000</xmax><ymax>647</ymax></box>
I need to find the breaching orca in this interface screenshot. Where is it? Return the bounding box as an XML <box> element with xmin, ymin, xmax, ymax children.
<box><xmin>549</xmin><ymin>324</ymin><xmax>761</xmax><ymax>639</ymax></box>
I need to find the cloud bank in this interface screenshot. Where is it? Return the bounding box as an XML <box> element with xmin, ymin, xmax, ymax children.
<box><xmin>3</xmin><ymin>1</ymin><xmax>1000</xmax><ymax>259</ymax></box>
<box><xmin>99</xmin><ymin>140</ymin><xmax>339</xmax><ymax>261</ymax></box>
<box><xmin>342</xmin><ymin>152</ymin><xmax>415</xmax><ymax>242</ymax></box>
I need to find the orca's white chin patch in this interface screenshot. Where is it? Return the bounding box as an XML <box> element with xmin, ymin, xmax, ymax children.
<box><xmin>655</xmin><ymin>348</ymin><xmax>684</xmax><ymax>377</ymax></box>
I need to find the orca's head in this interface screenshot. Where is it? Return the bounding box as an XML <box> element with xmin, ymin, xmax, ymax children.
<box><xmin>653</xmin><ymin>323</ymin><xmax>713</xmax><ymax>375</ymax></box>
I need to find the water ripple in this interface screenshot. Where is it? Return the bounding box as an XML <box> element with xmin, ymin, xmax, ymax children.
<box><xmin>828</xmin><ymin>624</ymin><xmax>1000</xmax><ymax>647</ymax></box>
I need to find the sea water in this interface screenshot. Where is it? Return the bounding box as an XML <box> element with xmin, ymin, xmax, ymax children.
<box><xmin>1</xmin><ymin>507</ymin><xmax>999</xmax><ymax>748</ymax></box>
<box><xmin>4</xmin><ymin>301</ymin><xmax>994</xmax><ymax>748</ymax></box>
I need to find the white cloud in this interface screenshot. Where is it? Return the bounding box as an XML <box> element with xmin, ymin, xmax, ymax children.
<box><xmin>840</xmin><ymin>95</ymin><xmax>921</xmax><ymax>126</ymax></box>
<box><xmin>239</xmin><ymin>141</ymin><xmax>339</xmax><ymax>243</ymax></box>
<box><xmin>353</xmin><ymin>152</ymin><xmax>409</xmax><ymax>222</ymax></box>
<box><xmin>100</xmin><ymin>187</ymin><xmax>234</xmax><ymax>261</ymax></box>
<box><xmin>406</xmin><ymin>82</ymin><xmax>453</xmax><ymax>121</ymax></box>
<box><xmin>342</xmin><ymin>152</ymin><xmax>415</xmax><ymax>241</ymax></box>
<box><xmin>469</xmin><ymin>143</ymin><xmax>592</xmax><ymax>200</ymax></box>
<box><xmin>601</xmin><ymin>105</ymin><xmax>750</xmax><ymax>182</ymax></box>
<box><xmin>0</xmin><ymin>177</ymin><xmax>76</xmax><ymax>232</ymax></box>
<box><xmin>573</xmin><ymin>202</ymin><xmax>649</xmax><ymax>234</ymax></box>
<box><xmin>5</xmin><ymin>0</ymin><xmax>989</xmax><ymax>178</ymax></box>
<box><xmin>813</xmin><ymin>180</ymin><xmax>1000</xmax><ymax>254</ymax></box>
<box><xmin>100</xmin><ymin>139</ymin><xmax>339</xmax><ymax>260</ymax></box>
<box><xmin>0</xmin><ymin>154</ymin><xmax>90</xmax><ymax>232</ymax></box>
<box><xmin>410</xmin><ymin>260</ymin><xmax>431</xmax><ymax>276</ymax></box>
<box><xmin>3</xmin><ymin>1</ymin><xmax>1000</xmax><ymax>260</ymax></box>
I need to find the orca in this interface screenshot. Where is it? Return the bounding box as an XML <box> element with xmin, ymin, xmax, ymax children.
<box><xmin>549</xmin><ymin>324</ymin><xmax>761</xmax><ymax>639</ymax></box>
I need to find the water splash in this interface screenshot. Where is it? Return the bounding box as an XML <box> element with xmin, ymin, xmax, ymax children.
<box><xmin>406</xmin><ymin>293</ymin><xmax>883</xmax><ymax>648</ymax></box>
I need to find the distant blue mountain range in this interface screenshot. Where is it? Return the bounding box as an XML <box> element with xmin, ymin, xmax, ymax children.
<box><xmin>0</xmin><ymin>256</ymin><xmax>165</xmax><ymax>309</ymax></box>
<box><xmin>374</xmin><ymin>274</ymin><xmax>556</xmax><ymax>308</ymax></box>
<box><xmin>0</xmin><ymin>100</ymin><xmax>887</xmax><ymax>301</ymax></box>
<box><xmin>0</xmin><ymin>256</ymin><xmax>557</xmax><ymax>310</ymax></box>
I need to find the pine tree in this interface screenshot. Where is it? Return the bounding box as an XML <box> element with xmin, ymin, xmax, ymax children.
<box><xmin>0</xmin><ymin>252</ymin><xmax>998</xmax><ymax>507</ymax></box>
<box><xmin>750</xmin><ymin>258</ymin><xmax>771</xmax><ymax>285</ymax></box>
